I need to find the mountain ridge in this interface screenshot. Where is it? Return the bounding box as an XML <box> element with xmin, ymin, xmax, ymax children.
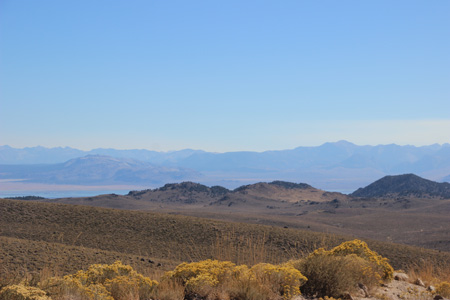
<box><xmin>0</xmin><ymin>155</ymin><xmax>198</xmax><ymax>186</ymax></box>
<box><xmin>114</xmin><ymin>174</ymin><xmax>450</xmax><ymax>204</ymax></box>
<box><xmin>125</xmin><ymin>180</ymin><xmax>341</xmax><ymax>206</ymax></box>
<box><xmin>2</xmin><ymin>141</ymin><xmax>450</xmax><ymax>166</ymax></box>
<box><xmin>2</xmin><ymin>141</ymin><xmax>450</xmax><ymax>191</ymax></box>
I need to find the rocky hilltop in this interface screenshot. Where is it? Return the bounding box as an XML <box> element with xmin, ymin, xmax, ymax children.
<box><xmin>351</xmin><ymin>173</ymin><xmax>450</xmax><ymax>199</ymax></box>
<box><xmin>126</xmin><ymin>180</ymin><xmax>346</xmax><ymax>205</ymax></box>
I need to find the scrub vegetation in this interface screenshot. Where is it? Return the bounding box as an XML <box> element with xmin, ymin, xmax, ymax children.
<box><xmin>1</xmin><ymin>199</ymin><xmax>450</xmax><ymax>299</ymax></box>
<box><xmin>0</xmin><ymin>240</ymin><xmax>391</xmax><ymax>300</ymax></box>
<box><xmin>2</xmin><ymin>240</ymin><xmax>450</xmax><ymax>300</ymax></box>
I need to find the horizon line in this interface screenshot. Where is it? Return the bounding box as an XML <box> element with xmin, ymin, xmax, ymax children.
<box><xmin>1</xmin><ymin>140</ymin><xmax>449</xmax><ymax>154</ymax></box>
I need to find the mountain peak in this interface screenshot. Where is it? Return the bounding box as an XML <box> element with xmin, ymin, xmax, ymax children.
<box><xmin>351</xmin><ymin>173</ymin><xmax>450</xmax><ymax>199</ymax></box>
<box><xmin>233</xmin><ymin>181</ymin><xmax>318</xmax><ymax>195</ymax></box>
<box><xmin>335</xmin><ymin>140</ymin><xmax>355</xmax><ymax>145</ymax></box>
<box><xmin>63</xmin><ymin>154</ymin><xmax>137</xmax><ymax>166</ymax></box>
<box><xmin>320</xmin><ymin>140</ymin><xmax>356</xmax><ymax>147</ymax></box>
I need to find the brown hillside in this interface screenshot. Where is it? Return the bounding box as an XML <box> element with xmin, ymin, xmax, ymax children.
<box><xmin>0</xmin><ymin>235</ymin><xmax>174</xmax><ymax>276</ymax></box>
<box><xmin>43</xmin><ymin>180</ymin><xmax>450</xmax><ymax>252</ymax></box>
<box><xmin>1</xmin><ymin>198</ymin><xmax>450</xmax><ymax>277</ymax></box>
<box><xmin>231</xmin><ymin>182</ymin><xmax>350</xmax><ymax>203</ymax></box>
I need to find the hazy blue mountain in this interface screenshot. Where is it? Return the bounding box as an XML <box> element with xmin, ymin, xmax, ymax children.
<box><xmin>0</xmin><ymin>145</ymin><xmax>204</xmax><ymax>165</ymax></box>
<box><xmin>1</xmin><ymin>141</ymin><xmax>450</xmax><ymax>191</ymax></box>
<box><xmin>0</xmin><ymin>145</ymin><xmax>85</xmax><ymax>164</ymax></box>
<box><xmin>175</xmin><ymin>141</ymin><xmax>450</xmax><ymax>174</ymax></box>
<box><xmin>88</xmin><ymin>148</ymin><xmax>205</xmax><ymax>164</ymax></box>
<box><xmin>0</xmin><ymin>155</ymin><xmax>198</xmax><ymax>185</ymax></box>
<box><xmin>406</xmin><ymin>146</ymin><xmax>450</xmax><ymax>173</ymax></box>
<box><xmin>443</xmin><ymin>174</ymin><xmax>450</xmax><ymax>183</ymax></box>
<box><xmin>175</xmin><ymin>141</ymin><xmax>360</xmax><ymax>172</ymax></box>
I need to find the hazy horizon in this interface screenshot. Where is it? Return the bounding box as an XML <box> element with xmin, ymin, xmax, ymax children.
<box><xmin>2</xmin><ymin>140</ymin><xmax>450</xmax><ymax>198</ymax></box>
<box><xmin>2</xmin><ymin>139</ymin><xmax>450</xmax><ymax>154</ymax></box>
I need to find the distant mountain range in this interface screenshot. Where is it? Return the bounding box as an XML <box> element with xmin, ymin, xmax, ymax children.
<box><xmin>1</xmin><ymin>141</ymin><xmax>450</xmax><ymax>191</ymax></box>
<box><xmin>0</xmin><ymin>145</ymin><xmax>204</xmax><ymax>165</ymax></box>
<box><xmin>0</xmin><ymin>155</ymin><xmax>197</xmax><ymax>185</ymax></box>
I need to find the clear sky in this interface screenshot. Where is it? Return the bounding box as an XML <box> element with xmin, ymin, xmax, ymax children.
<box><xmin>1</xmin><ymin>1</ymin><xmax>449</xmax><ymax>152</ymax></box>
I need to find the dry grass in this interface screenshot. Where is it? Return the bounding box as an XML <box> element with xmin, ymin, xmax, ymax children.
<box><xmin>1</xmin><ymin>232</ymin><xmax>450</xmax><ymax>300</ymax></box>
<box><xmin>1</xmin><ymin>198</ymin><xmax>450</xmax><ymax>279</ymax></box>
<box><xmin>0</xmin><ymin>199</ymin><xmax>344</xmax><ymax>274</ymax></box>
<box><xmin>0</xmin><ymin>236</ymin><xmax>174</xmax><ymax>279</ymax></box>
<box><xmin>407</xmin><ymin>260</ymin><xmax>450</xmax><ymax>286</ymax></box>
<box><xmin>41</xmin><ymin>182</ymin><xmax>450</xmax><ymax>254</ymax></box>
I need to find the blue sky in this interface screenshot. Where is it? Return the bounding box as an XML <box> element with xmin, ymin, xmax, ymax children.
<box><xmin>1</xmin><ymin>1</ymin><xmax>449</xmax><ymax>152</ymax></box>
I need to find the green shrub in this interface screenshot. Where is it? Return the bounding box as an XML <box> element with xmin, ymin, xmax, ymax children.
<box><xmin>300</xmin><ymin>254</ymin><xmax>369</xmax><ymax>297</ymax></box>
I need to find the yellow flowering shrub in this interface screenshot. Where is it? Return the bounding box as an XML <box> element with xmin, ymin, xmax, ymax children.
<box><xmin>59</xmin><ymin>276</ymin><xmax>114</xmax><ymax>300</ymax></box>
<box><xmin>299</xmin><ymin>240</ymin><xmax>393</xmax><ymax>298</ymax></box>
<box><xmin>55</xmin><ymin>261</ymin><xmax>157</xmax><ymax>300</ymax></box>
<box><xmin>167</xmin><ymin>259</ymin><xmax>237</xmax><ymax>285</ymax></box>
<box><xmin>0</xmin><ymin>284</ymin><xmax>50</xmax><ymax>300</ymax></box>
<box><xmin>166</xmin><ymin>259</ymin><xmax>238</xmax><ymax>298</ymax></box>
<box><xmin>436</xmin><ymin>281</ymin><xmax>450</xmax><ymax>298</ymax></box>
<box><xmin>184</xmin><ymin>273</ymin><xmax>218</xmax><ymax>297</ymax></box>
<box><xmin>250</xmin><ymin>262</ymin><xmax>307</xmax><ymax>299</ymax></box>
<box><xmin>166</xmin><ymin>259</ymin><xmax>307</xmax><ymax>300</ymax></box>
<box><xmin>327</xmin><ymin>239</ymin><xmax>394</xmax><ymax>280</ymax></box>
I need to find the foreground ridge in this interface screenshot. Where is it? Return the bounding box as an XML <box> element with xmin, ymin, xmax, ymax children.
<box><xmin>1</xmin><ymin>240</ymin><xmax>449</xmax><ymax>300</ymax></box>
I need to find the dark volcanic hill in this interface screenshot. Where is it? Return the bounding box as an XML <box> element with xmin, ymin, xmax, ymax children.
<box><xmin>351</xmin><ymin>173</ymin><xmax>450</xmax><ymax>199</ymax></box>
<box><xmin>125</xmin><ymin>180</ymin><xmax>344</xmax><ymax>205</ymax></box>
<box><xmin>127</xmin><ymin>181</ymin><xmax>229</xmax><ymax>204</ymax></box>
<box><xmin>46</xmin><ymin>180</ymin><xmax>351</xmax><ymax>215</ymax></box>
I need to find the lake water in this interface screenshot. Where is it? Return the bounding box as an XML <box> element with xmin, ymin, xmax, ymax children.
<box><xmin>0</xmin><ymin>189</ymin><xmax>134</xmax><ymax>199</ymax></box>
<box><xmin>0</xmin><ymin>180</ymin><xmax>151</xmax><ymax>199</ymax></box>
